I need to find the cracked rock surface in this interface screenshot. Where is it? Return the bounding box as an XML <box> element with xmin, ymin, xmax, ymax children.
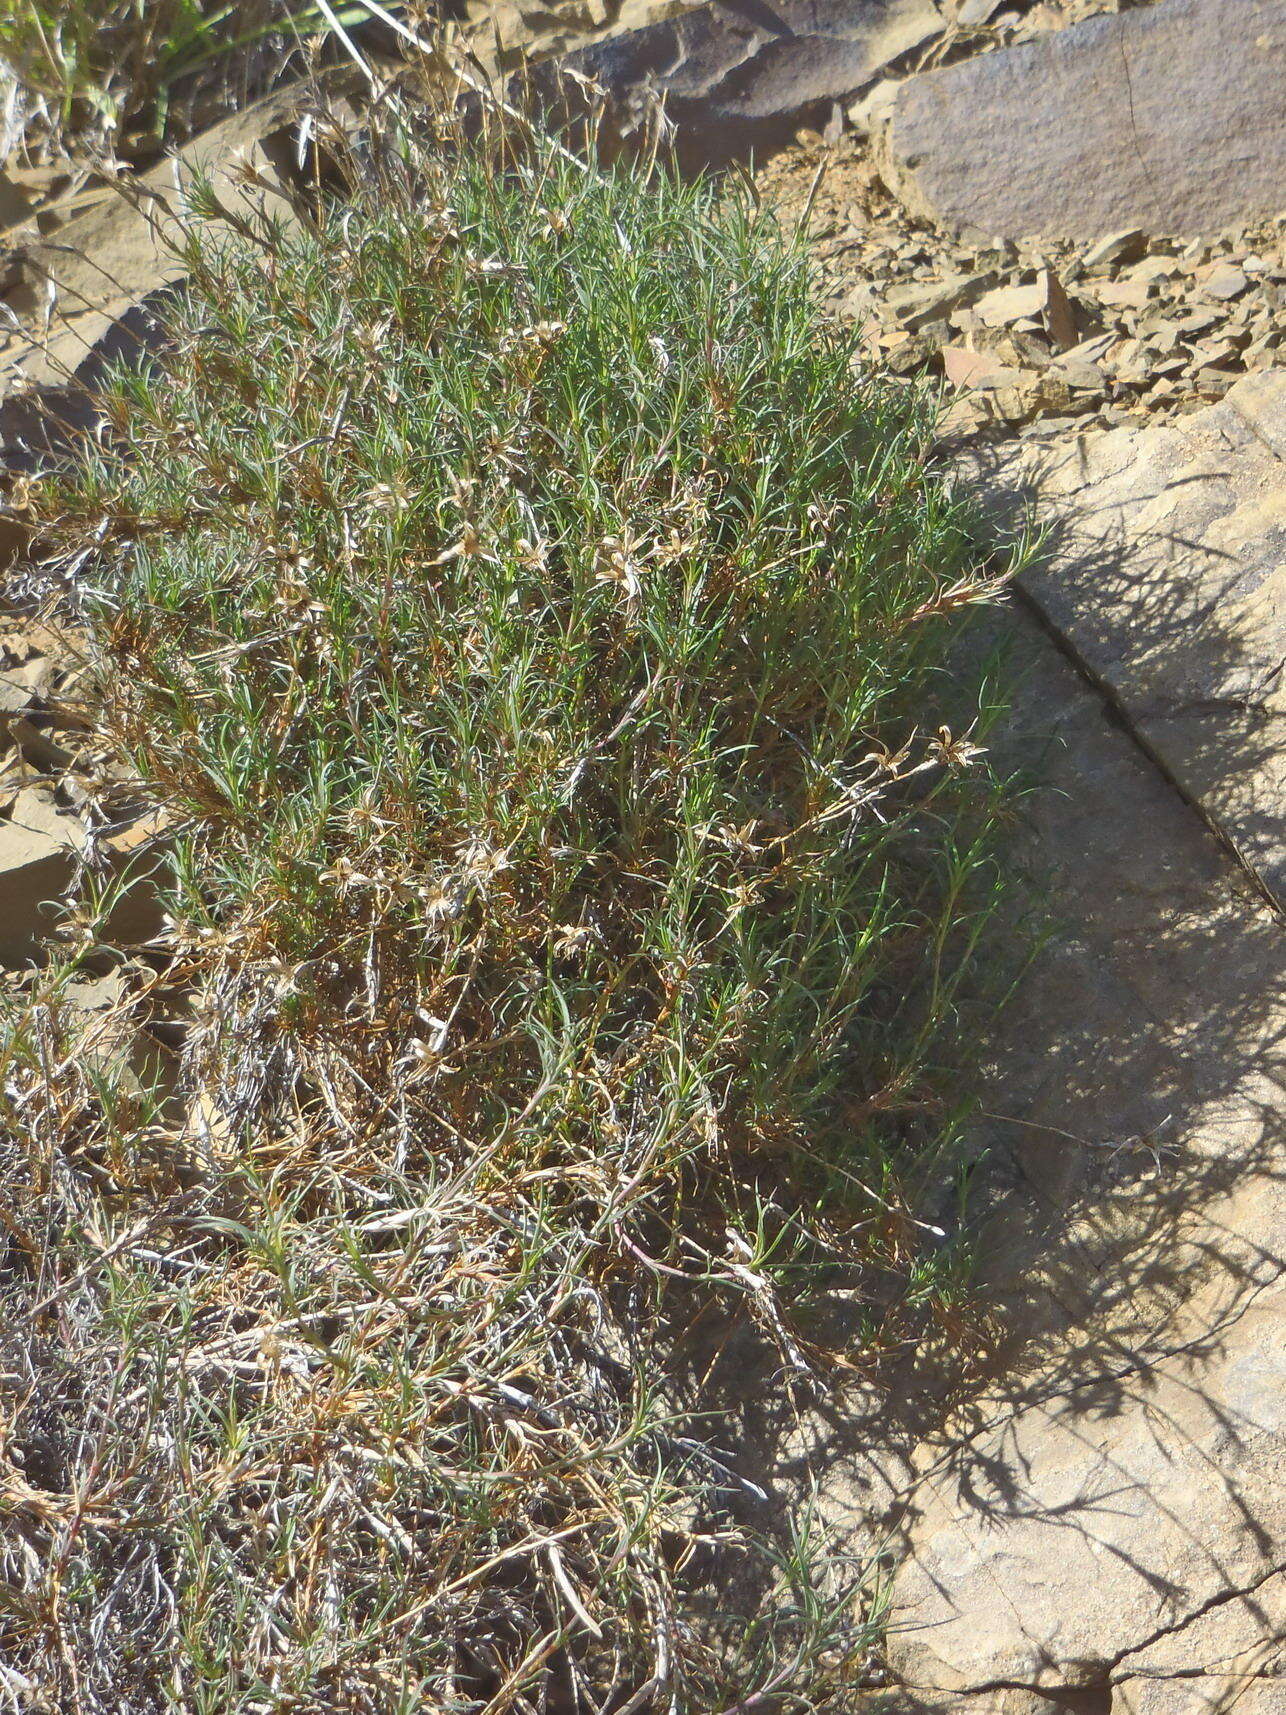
<box><xmin>554</xmin><ymin>0</ymin><xmax>943</xmax><ymax>156</ymax></box>
<box><xmin>857</xmin><ymin>606</ymin><xmax>1286</xmax><ymax>1705</ymax></box>
<box><xmin>890</xmin><ymin>1284</ymin><xmax>1286</xmax><ymax>1695</ymax></box>
<box><xmin>1112</xmin><ymin>1569</ymin><xmax>1286</xmax><ymax>1711</ymax></box>
<box><xmin>782</xmin><ymin>599</ymin><xmax>1286</xmax><ymax>1707</ymax></box>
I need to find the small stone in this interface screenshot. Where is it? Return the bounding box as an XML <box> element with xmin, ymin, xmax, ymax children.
<box><xmin>936</xmin><ymin>394</ymin><xmax>990</xmax><ymax>438</ymax></box>
<box><xmin>105</xmin><ymin>808</ymin><xmax>171</xmax><ymax>858</ymax></box>
<box><xmin>943</xmin><ymin>345</ymin><xmax>1009</xmax><ymax>388</ymax></box>
<box><xmin>1050</xmin><ymin>357</ymin><xmax>1106</xmax><ymax>392</ymax></box>
<box><xmin>1094</xmin><ymin>279</ymin><xmax>1152</xmax><ymax>310</ymax></box>
<box><xmin>971</xmin><ymin>364</ymin><xmax>1030</xmax><ymax>393</ymax></box>
<box><xmin>884</xmin><ymin>273</ymin><xmax>991</xmax><ymax>330</ymax></box>
<box><xmin>8</xmin><ymin>786</ymin><xmax>86</xmax><ymax>853</ymax></box>
<box><xmin>885</xmin><ymin>330</ymin><xmax>944</xmax><ymax>374</ymax></box>
<box><xmin>975</xmin><ymin>281</ymin><xmax>1047</xmax><ymax>326</ymax></box>
<box><xmin>918</xmin><ymin>317</ymin><xmax>955</xmax><ymax>348</ymax></box>
<box><xmin>1061</xmin><ymin>332</ymin><xmax>1115</xmax><ymax>365</ymax></box>
<box><xmin>1227</xmin><ymin>297</ymin><xmax>1260</xmax><ymax>330</ymax></box>
<box><xmin>1136</xmin><ymin>319</ymin><xmax>1180</xmax><ymax>354</ymax></box>
<box><xmin>1083</xmin><ymin>229</ymin><xmax>1149</xmax><ymax>272</ymax></box>
<box><xmin>0</xmin><ymin>816</ymin><xmax>77</xmax><ymax>960</ymax></box>
<box><xmin>1112</xmin><ymin>344</ymin><xmax>1163</xmax><ymax>386</ymax></box>
<box><xmin>0</xmin><ymin>675</ymin><xmax>35</xmax><ymax>717</ymax></box>
<box><xmin>1027</xmin><ymin>374</ymin><xmax>1081</xmax><ymax>415</ymax></box>
<box><xmin>62</xmin><ymin>969</ymin><xmax>129</xmax><ymax>1013</ymax></box>
<box><xmin>1194</xmin><ymin>365</ymin><xmax>1239</xmax><ymax>398</ymax></box>
<box><xmin>1200</xmin><ymin>263</ymin><xmax>1250</xmax><ymax>301</ymax></box>
<box><xmin>1243</xmin><ymin>329</ymin><xmax>1284</xmax><ymax>367</ymax></box>
<box><xmin>1191</xmin><ymin>337</ymin><xmax>1242</xmax><ymax>368</ymax></box>
<box><xmin>7</xmin><ymin>716</ymin><xmax>73</xmax><ymax>774</ymax></box>
<box><xmin>989</xmin><ymin>385</ymin><xmax>1033</xmax><ymax>423</ymax></box>
<box><xmin>846</xmin><ymin>76</ymin><xmax>901</xmax><ymax>136</ymax></box>
<box><xmin>843</xmin><ymin>281</ymin><xmax>879</xmax><ymax>321</ymax></box>
<box><xmin>1124</xmin><ymin>255</ymin><xmax>1179</xmax><ymax>283</ymax></box>
<box><xmin>1005</xmin><ymin>329</ymin><xmax>1056</xmax><ymax>371</ymax></box>
<box><xmin>973</xmin><ymin>269</ymin><xmax>1076</xmax><ymax>343</ymax></box>
<box><xmin>1040</xmin><ymin>267</ymin><xmax>1078</xmax><ymax>349</ymax></box>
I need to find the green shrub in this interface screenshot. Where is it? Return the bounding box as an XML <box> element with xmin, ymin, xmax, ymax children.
<box><xmin>9</xmin><ymin>106</ymin><xmax>1013</xmax><ymax>1712</ymax></box>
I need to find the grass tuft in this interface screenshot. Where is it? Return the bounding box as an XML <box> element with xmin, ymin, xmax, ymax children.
<box><xmin>5</xmin><ymin>99</ymin><xmax>1015</xmax><ymax>1712</ymax></box>
<box><xmin>0</xmin><ymin>0</ymin><xmax>374</xmax><ymax>156</ymax></box>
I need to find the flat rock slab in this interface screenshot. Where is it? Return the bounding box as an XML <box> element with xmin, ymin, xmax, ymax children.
<box><xmin>889</xmin><ymin>0</ymin><xmax>1286</xmax><ymax>241</ymax></box>
<box><xmin>880</xmin><ymin>617</ymin><xmax>1286</xmax><ymax>1700</ymax></box>
<box><xmin>553</xmin><ymin>0</ymin><xmax>941</xmax><ymax>160</ymax></box>
<box><xmin>0</xmin><ymin>815</ymin><xmax>79</xmax><ymax>962</ymax></box>
<box><xmin>781</xmin><ymin>605</ymin><xmax>1286</xmax><ymax>1702</ymax></box>
<box><xmin>1</xmin><ymin>73</ymin><xmax>363</xmax><ymax>476</ymax></box>
<box><xmin>1113</xmin><ymin>1571</ymin><xmax>1286</xmax><ymax>1712</ymax></box>
<box><xmin>892</xmin><ymin>1284</ymin><xmax>1286</xmax><ymax>1696</ymax></box>
<box><xmin>962</xmin><ymin>370</ymin><xmax>1286</xmax><ymax>906</ymax></box>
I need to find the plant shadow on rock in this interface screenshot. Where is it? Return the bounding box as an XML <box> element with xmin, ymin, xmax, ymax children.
<box><xmin>659</xmin><ymin>616</ymin><xmax>1286</xmax><ymax>1709</ymax></box>
<box><xmin>969</xmin><ymin>425</ymin><xmax>1286</xmax><ymax>902</ymax></box>
<box><xmin>855</xmin><ymin>475</ymin><xmax>1286</xmax><ymax>1701</ymax></box>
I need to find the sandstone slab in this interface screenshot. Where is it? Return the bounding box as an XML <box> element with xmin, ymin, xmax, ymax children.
<box><xmin>892</xmin><ymin>1285</ymin><xmax>1286</xmax><ymax>1695</ymax></box>
<box><xmin>837</xmin><ymin>604</ymin><xmax>1284</xmax><ymax>1701</ymax></box>
<box><xmin>1113</xmin><ymin>1570</ymin><xmax>1286</xmax><ymax>1712</ymax></box>
<box><xmin>1117</xmin><ymin>1682</ymin><xmax>1283</xmax><ymax>1715</ymax></box>
<box><xmin>556</xmin><ymin>0</ymin><xmax>942</xmax><ymax>161</ymax></box>
<box><xmin>786</xmin><ymin>607</ymin><xmax>1286</xmax><ymax>1701</ymax></box>
<box><xmin>9</xmin><ymin>786</ymin><xmax>87</xmax><ymax>854</ymax></box>
<box><xmin>889</xmin><ymin>0</ymin><xmax>1286</xmax><ymax>241</ymax></box>
<box><xmin>961</xmin><ymin>370</ymin><xmax>1286</xmax><ymax>906</ymax></box>
<box><xmin>464</xmin><ymin>0</ymin><xmax>698</xmax><ymax>65</ymax></box>
<box><xmin>0</xmin><ymin>814</ymin><xmax>79</xmax><ymax>962</ymax></box>
<box><xmin>1</xmin><ymin>73</ymin><xmax>361</xmax><ymax>475</ymax></box>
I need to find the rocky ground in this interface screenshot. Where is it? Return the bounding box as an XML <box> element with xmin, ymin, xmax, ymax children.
<box><xmin>2</xmin><ymin>0</ymin><xmax>1285</xmax><ymax>1708</ymax></box>
<box><xmin>765</xmin><ymin>150</ymin><xmax>1286</xmax><ymax>441</ymax></box>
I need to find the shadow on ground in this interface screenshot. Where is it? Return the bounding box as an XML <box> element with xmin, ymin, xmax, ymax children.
<box><xmin>657</xmin><ymin>603</ymin><xmax>1286</xmax><ymax>1706</ymax></box>
<box><xmin>964</xmin><ymin>411</ymin><xmax>1286</xmax><ymax>907</ymax></box>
